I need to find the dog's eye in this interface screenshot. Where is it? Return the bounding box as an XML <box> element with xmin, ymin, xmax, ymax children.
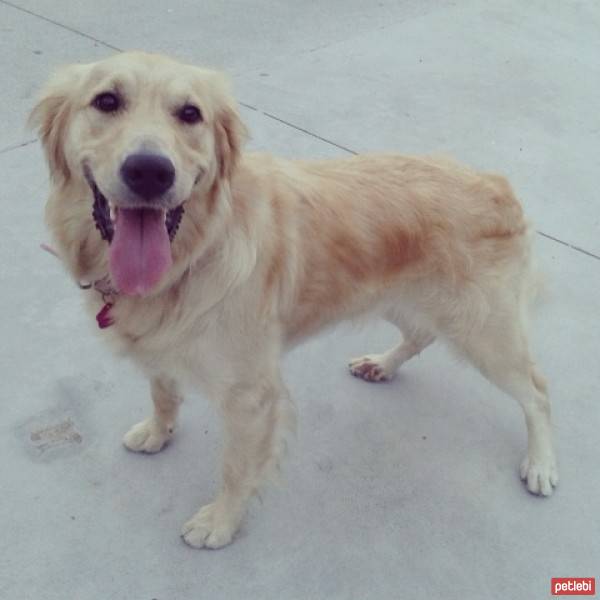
<box><xmin>177</xmin><ymin>104</ymin><xmax>203</xmax><ymax>124</ymax></box>
<box><xmin>92</xmin><ymin>92</ymin><xmax>120</xmax><ymax>113</ymax></box>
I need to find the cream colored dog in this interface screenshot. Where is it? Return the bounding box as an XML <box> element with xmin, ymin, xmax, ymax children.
<box><xmin>30</xmin><ymin>51</ymin><xmax>558</xmax><ymax>549</ymax></box>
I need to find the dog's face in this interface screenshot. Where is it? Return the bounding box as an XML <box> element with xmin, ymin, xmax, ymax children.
<box><xmin>31</xmin><ymin>52</ymin><xmax>246</xmax><ymax>295</ymax></box>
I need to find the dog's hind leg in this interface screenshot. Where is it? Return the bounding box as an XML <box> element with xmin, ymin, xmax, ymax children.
<box><xmin>447</xmin><ymin>298</ymin><xmax>558</xmax><ymax>496</ymax></box>
<box><xmin>123</xmin><ymin>376</ymin><xmax>182</xmax><ymax>453</ymax></box>
<box><xmin>349</xmin><ymin>315</ymin><xmax>435</xmax><ymax>382</ymax></box>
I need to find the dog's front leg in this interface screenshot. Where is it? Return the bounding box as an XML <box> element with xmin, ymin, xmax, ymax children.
<box><xmin>123</xmin><ymin>376</ymin><xmax>182</xmax><ymax>453</ymax></box>
<box><xmin>182</xmin><ymin>373</ymin><xmax>292</xmax><ymax>549</ymax></box>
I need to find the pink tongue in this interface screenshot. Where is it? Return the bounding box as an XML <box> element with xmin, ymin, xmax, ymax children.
<box><xmin>109</xmin><ymin>208</ymin><xmax>172</xmax><ymax>296</ymax></box>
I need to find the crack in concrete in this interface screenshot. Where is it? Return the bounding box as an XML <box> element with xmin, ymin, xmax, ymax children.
<box><xmin>0</xmin><ymin>138</ymin><xmax>38</xmax><ymax>154</ymax></box>
<box><xmin>0</xmin><ymin>0</ymin><xmax>121</xmax><ymax>50</ymax></box>
<box><xmin>536</xmin><ymin>231</ymin><xmax>600</xmax><ymax>261</ymax></box>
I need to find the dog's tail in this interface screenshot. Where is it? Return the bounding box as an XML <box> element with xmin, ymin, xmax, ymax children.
<box><xmin>520</xmin><ymin>224</ymin><xmax>548</xmax><ymax>326</ymax></box>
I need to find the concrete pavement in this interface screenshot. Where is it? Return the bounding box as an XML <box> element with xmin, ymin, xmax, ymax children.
<box><xmin>1</xmin><ymin>1</ymin><xmax>598</xmax><ymax>598</ymax></box>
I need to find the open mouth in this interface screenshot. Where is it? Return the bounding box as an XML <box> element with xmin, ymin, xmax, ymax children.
<box><xmin>84</xmin><ymin>168</ymin><xmax>184</xmax><ymax>296</ymax></box>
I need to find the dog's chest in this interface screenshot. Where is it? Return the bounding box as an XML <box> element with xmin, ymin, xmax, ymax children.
<box><xmin>108</xmin><ymin>300</ymin><xmax>243</xmax><ymax>388</ymax></box>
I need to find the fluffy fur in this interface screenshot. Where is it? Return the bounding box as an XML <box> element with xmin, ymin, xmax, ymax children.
<box><xmin>30</xmin><ymin>52</ymin><xmax>557</xmax><ymax>549</ymax></box>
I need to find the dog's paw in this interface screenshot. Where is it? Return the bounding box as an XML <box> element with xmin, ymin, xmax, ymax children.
<box><xmin>520</xmin><ymin>455</ymin><xmax>559</xmax><ymax>496</ymax></box>
<box><xmin>181</xmin><ymin>502</ymin><xmax>239</xmax><ymax>549</ymax></box>
<box><xmin>123</xmin><ymin>418</ymin><xmax>172</xmax><ymax>453</ymax></box>
<box><xmin>349</xmin><ymin>354</ymin><xmax>394</xmax><ymax>382</ymax></box>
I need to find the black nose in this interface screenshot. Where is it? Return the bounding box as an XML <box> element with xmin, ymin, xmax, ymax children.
<box><xmin>120</xmin><ymin>153</ymin><xmax>175</xmax><ymax>200</ymax></box>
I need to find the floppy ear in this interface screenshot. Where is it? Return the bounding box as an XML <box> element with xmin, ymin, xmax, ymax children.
<box><xmin>28</xmin><ymin>65</ymin><xmax>82</xmax><ymax>183</ymax></box>
<box><xmin>213</xmin><ymin>97</ymin><xmax>248</xmax><ymax>180</ymax></box>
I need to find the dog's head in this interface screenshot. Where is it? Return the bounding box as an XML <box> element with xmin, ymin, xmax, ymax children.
<box><xmin>30</xmin><ymin>52</ymin><xmax>247</xmax><ymax>295</ymax></box>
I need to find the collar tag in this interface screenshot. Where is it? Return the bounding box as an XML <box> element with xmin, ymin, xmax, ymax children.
<box><xmin>96</xmin><ymin>302</ymin><xmax>114</xmax><ymax>329</ymax></box>
<box><xmin>93</xmin><ymin>275</ymin><xmax>118</xmax><ymax>329</ymax></box>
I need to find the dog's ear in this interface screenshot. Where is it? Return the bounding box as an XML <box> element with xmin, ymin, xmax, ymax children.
<box><xmin>213</xmin><ymin>81</ymin><xmax>248</xmax><ymax>180</ymax></box>
<box><xmin>28</xmin><ymin>65</ymin><xmax>82</xmax><ymax>183</ymax></box>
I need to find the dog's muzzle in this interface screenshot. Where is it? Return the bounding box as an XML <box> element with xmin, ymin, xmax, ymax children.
<box><xmin>83</xmin><ymin>164</ymin><xmax>184</xmax><ymax>244</ymax></box>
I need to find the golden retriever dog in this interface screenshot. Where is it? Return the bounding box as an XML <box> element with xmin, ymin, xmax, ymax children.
<box><xmin>30</xmin><ymin>51</ymin><xmax>558</xmax><ymax>549</ymax></box>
